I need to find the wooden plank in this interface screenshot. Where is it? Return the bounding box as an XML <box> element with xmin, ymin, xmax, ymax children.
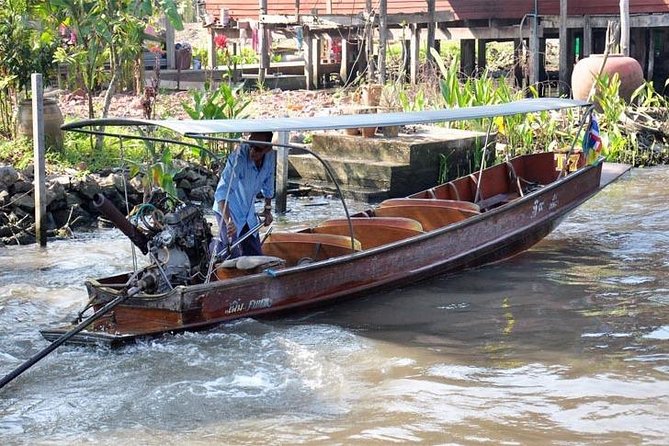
<box><xmin>542</xmin><ymin>14</ymin><xmax>669</xmax><ymax>29</ymax></box>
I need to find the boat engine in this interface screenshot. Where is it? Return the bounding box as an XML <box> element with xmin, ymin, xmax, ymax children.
<box><xmin>93</xmin><ymin>193</ymin><xmax>212</xmax><ymax>294</ymax></box>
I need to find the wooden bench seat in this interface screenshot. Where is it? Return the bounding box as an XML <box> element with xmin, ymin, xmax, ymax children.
<box><xmin>313</xmin><ymin>217</ymin><xmax>424</xmax><ymax>249</ymax></box>
<box><xmin>262</xmin><ymin>232</ymin><xmax>361</xmax><ymax>266</ymax></box>
<box><xmin>381</xmin><ymin>198</ymin><xmax>480</xmax><ymax>213</ymax></box>
<box><xmin>375</xmin><ymin>198</ymin><xmax>480</xmax><ymax>231</ymax></box>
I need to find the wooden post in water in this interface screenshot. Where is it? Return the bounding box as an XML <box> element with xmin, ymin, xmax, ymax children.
<box><xmin>275</xmin><ymin>131</ymin><xmax>289</xmax><ymax>214</ymax></box>
<box><xmin>32</xmin><ymin>73</ymin><xmax>47</xmax><ymax>247</ymax></box>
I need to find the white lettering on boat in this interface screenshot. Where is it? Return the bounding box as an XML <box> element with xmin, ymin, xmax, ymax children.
<box><xmin>531</xmin><ymin>199</ymin><xmax>545</xmax><ymax>218</ymax></box>
<box><xmin>248</xmin><ymin>298</ymin><xmax>272</xmax><ymax>310</ymax></box>
<box><xmin>549</xmin><ymin>193</ymin><xmax>559</xmax><ymax>211</ymax></box>
<box><xmin>225</xmin><ymin>299</ymin><xmax>245</xmax><ymax>315</ymax></box>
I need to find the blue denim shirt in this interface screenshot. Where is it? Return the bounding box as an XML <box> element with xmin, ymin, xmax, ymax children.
<box><xmin>212</xmin><ymin>143</ymin><xmax>275</xmax><ymax>236</ymax></box>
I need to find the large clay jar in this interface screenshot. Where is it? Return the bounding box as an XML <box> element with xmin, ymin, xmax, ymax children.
<box><xmin>16</xmin><ymin>98</ymin><xmax>64</xmax><ymax>150</ymax></box>
<box><xmin>571</xmin><ymin>54</ymin><xmax>644</xmax><ymax>103</ymax></box>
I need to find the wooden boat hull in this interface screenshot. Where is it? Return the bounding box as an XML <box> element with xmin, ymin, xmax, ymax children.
<box><xmin>41</xmin><ymin>155</ymin><xmax>630</xmax><ymax>345</ymax></box>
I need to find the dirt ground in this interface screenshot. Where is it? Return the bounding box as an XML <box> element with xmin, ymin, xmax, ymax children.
<box><xmin>56</xmin><ymin>87</ymin><xmax>343</xmax><ymax>124</ymax></box>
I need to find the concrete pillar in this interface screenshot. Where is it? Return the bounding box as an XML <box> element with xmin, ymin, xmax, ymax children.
<box><xmin>460</xmin><ymin>39</ymin><xmax>476</xmax><ymax>76</ymax></box>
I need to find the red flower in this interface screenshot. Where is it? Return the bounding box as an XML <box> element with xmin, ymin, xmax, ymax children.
<box><xmin>214</xmin><ymin>34</ymin><xmax>228</xmax><ymax>49</ymax></box>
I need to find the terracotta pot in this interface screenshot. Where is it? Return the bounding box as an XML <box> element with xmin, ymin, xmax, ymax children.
<box><xmin>571</xmin><ymin>54</ymin><xmax>644</xmax><ymax>103</ymax></box>
<box><xmin>361</xmin><ymin>84</ymin><xmax>383</xmax><ymax>107</ymax></box>
<box><xmin>16</xmin><ymin>98</ymin><xmax>64</xmax><ymax>150</ymax></box>
<box><xmin>360</xmin><ymin>126</ymin><xmax>377</xmax><ymax>138</ymax></box>
<box><xmin>343</xmin><ymin>127</ymin><xmax>360</xmax><ymax>135</ymax></box>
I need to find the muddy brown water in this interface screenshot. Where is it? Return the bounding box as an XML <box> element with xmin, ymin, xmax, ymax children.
<box><xmin>0</xmin><ymin>168</ymin><xmax>668</xmax><ymax>445</ymax></box>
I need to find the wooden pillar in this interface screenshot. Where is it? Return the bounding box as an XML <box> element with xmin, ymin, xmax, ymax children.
<box><xmin>647</xmin><ymin>29</ymin><xmax>655</xmax><ymax>80</ymax></box>
<box><xmin>313</xmin><ymin>35</ymin><xmax>323</xmax><ymax>88</ymax></box>
<box><xmin>259</xmin><ymin>0</ymin><xmax>269</xmax><ymax>84</ymax></box>
<box><xmin>529</xmin><ymin>15</ymin><xmax>540</xmax><ymax>86</ymax></box>
<box><xmin>583</xmin><ymin>15</ymin><xmax>592</xmax><ymax>57</ymax></box>
<box><xmin>378</xmin><ymin>0</ymin><xmax>387</xmax><ymax>84</ymax></box>
<box><xmin>426</xmin><ymin>0</ymin><xmax>436</xmax><ymax>62</ymax></box>
<box><xmin>32</xmin><ymin>74</ymin><xmax>46</xmax><ymax>247</ymax></box>
<box><xmin>365</xmin><ymin>0</ymin><xmax>375</xmax><ymax>82</ymax></box>
<box><xmin>165</xmin><ymin>18</ymin><xmax>175</xmax><ymax>69</ymax></box>
<box><xmin>460</xmin><ymin>39</ymin><xmax>476</xmax><ymax>76</ymax></box>
<box><xmin>340</xmin><ymin>39</ymin><xmax>353</xmax><ymax>85</ymax></box>
<box><xmin>620</xmin><ymin>0</ymin><xmax>630</xmax><ymax>56</ymax></box>
<box><xmin>539</xmin><ymin>38</ymin><xmax>547</xmax><ymax>83</ymax></box>
<box><xmin>559</xmin><ymin>0</ymin><xmax>569</xmax><ymax>96</ymax></box>
<box><xmin>410</xmin><ymin>24</ymin><xmax>420</xmax><ymax>84</ymax></box>
<box><xmin>275</xmin><ymin>131</ymin><xmax>289</xmax><ymax>214</ymax></box>
<box><xmin>207</xmin><ymin>29</ymin><xmax>217</xmax><ymax>69</ymax></box>
<box><xmin>477</xmin><ymin>39</ymin><xmax>487</xmax><ymax>73</ymax></box>
<box><xmin>304</xmin><ymin>29</ymin><xmax>315</xmax><ymax>89</ymax></box>
<box><xmin>631</xmin><ymin>28</ymin><xmax>647</xmax><ymax>73</ymax></box>
<box><xmin>513</xmin><ymin>39</ymin><xmax>524</xmax><ymax>88</ymax></box>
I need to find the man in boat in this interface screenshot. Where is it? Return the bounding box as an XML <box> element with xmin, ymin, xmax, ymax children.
<box><xmin>212</xmin><ymin>131</ymin><xmax>275</xmax><ymax>257</ymax></box>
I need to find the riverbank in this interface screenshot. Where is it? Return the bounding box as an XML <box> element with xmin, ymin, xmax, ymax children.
<box><xmin>0</xmin><ymin>163</ymin><xmax>218</xmax><ymax>246</ymax></box>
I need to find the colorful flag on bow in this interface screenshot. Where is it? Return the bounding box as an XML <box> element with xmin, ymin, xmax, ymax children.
<box><xmin>582</xmin><ymin>116</ymin><xmax>603</xmax><ymax>164</ymax></box>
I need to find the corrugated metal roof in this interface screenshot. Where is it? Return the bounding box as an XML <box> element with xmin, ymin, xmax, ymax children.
<box><xmin>62</xmin><ymin>98</ymin><xmax>590</xmax><ymax>137</ymax></box>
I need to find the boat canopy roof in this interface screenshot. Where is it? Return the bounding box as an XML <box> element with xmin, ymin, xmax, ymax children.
<box><xmin>62</xmin><ymin>98</ymin><xmax>590</xmax><ymax>137</ymax></box>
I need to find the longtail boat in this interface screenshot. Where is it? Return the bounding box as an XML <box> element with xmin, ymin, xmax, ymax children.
<box><xmin>40</xmin><ymin>99</ymin><xmax>631</xmax><ymax>346</ymax></box>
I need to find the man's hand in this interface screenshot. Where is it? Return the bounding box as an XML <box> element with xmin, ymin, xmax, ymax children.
<box><xmin>225</xmin><ymin>218</ymin><xmax>237</xmax><ymax>238</ymax></box>
<box><xmin>262</xmin><ymin>209</ymin><xmax>273</xmax><ymax>226</ymax></box>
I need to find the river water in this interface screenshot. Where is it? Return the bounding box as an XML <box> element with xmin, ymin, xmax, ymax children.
<box><xmin>0</xmin><ymin>167</ymin><xmax>668</xmax><ymax>445</ymax></box>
